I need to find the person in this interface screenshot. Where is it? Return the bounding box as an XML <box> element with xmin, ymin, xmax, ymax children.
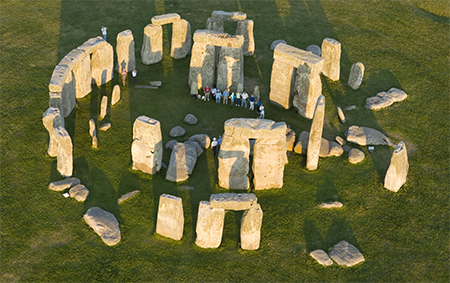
<box><xmin>204</xmin><ymin>86</ymin><xmax>211</xmax><ymax>101</ymax></box>
<box><xmin>223</xmin><ymin>88</ymin><xmax>229</xmax><ymax>104</ymax></box>
<box><xmin>256</xmin><ymin>98</ymin><xmax>262</xmax><ymax>114</ymax></box>
<box><xmin>217</xmin><ymin>135</ymin><xmax>222</xmax><ymax>151</ymax></box>
<box><xmin>249</xmin><ymin>94</ymin><xmax>255</xmax><ymax>110</ymax></box>
<box><xmin>236</xmin><ymin>91</ymin><xmax>241</xmax><ymax>107</ymax></box>
<box><xmin>230</xmin><ymin>92</ymin><xmax>236</xmax><ymax>105</ymax></box>
<box><xmin>259</xmin><ymin>109</ymin><xmax>265</xmax><ymax>119</ymax></box>
<box><xmin>215</xmin><ymin>89</ymin><xmax>222</xmax><ymax>103</ymax></box>
<box><xmin>101</xmin><ymin>26</ymin><xmax>107</xmax><ymax>41</ymax></box>
<box><xmin>121</xmin><ymin>68</ymin><xmax>127</xmax><ymax>86</ymax></box>
<box><xmin>131</xmin><ymin>69</ymin><xmax>137</xmax><ymax>84</ymax></box>
<box><xmin>241</xmin><ymin>91</ymin><xmax>248</xmax><ymax>108</ymax></box>
<box><xmin>211</xmin><ymin>137</ymin><xmax>218</xmax><ymax>156</ymax></box>
<box><xmin>211</xmin><ymin>87</ymin><xmax>217</xmax><ymax>101</ymax></box>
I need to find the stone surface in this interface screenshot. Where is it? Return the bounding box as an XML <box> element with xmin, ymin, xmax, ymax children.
<box><xmin>83</xmin><ymin>207</ymin><xmax>121</xmax><ymax>246</ymax></box>
<box><xmin>240</xmin><ymin>203</ymin><xmax>263</xmax><ymax>250</ymax></box>
<box><xmin>166</xmin><ymin>143</ymin><xmax>197</xmax><ymax>182</ymax></box>
<box><xmin>345</xmin><ymin>105</ymin><xmax>357</xmax><ymax>111</ymax></box>
<box><xmin>90</xmin><ymin>40</ymin><xmax>114</xmax><ymax>86</ymax></box>
<box><xmin>116</xmin><ymin>30</ymin><xmax>136</xmax><ymax>72</ymax></box>
<box><xmin>319</xmin><ymin>201</ymin><xmax>343</xmax><ymax>209</ymax></box>
<box><xmin>73</xmin><ymin>53</ymin><xmax>92</xmax><ymax>99</ymax></box>
<box><xmin>294</xmin><ymin>131</ymin><xmax>343</xmax><ymax>157</ymax></box>
<box><xmin>206</xmin><ymin>17</ymin><xmax>224</xmax><ymax>32</ymax></box>
<box><xmin>307</xmin><ymin>96</ymin><xmax>325</xmax><ymax>170</ymax></box>
<box><xmin>165</xmin><ymin>139</ymin><xmax>179</xmax><ymax>150</ymax></box>
<box><xmin>118</xmin><ymin>190</ymin><xmax>140</xmax><ymax>204</ymax></box>
<box><xmin>210</xmin><ymin>193</ymin><xmax>257</xmax><ymax>211</ymax></box>
<box><xmin>43</xmin><ymin>107</ymin><xmax>64</xmax><ymax>157</ymax></box>
<box><xmin>348</xmin><ymin>62</ymin><xmax>364</xmax><ymax>90</ymax></box>
<box><xmin>366</xmin><ymin>88</ymin><xmax>408</xmax><ymax>110</ymax></box>
<box><xmin>216</xmin><ymin>46</ymin><xmax>244</xmax><ymax>92</ymax></box>
<box><xmin>49</xmin><ymin>65</ymin><xmax>76</xmax><ymax>118</ymax></box>
<box><xmin>89</xmin><ymin>119</ymin><xmax>98</xmax><ymax>148</ymax></box>
<box><xmin>253</xmin><ymin>85</ymin><xmax>260</xmax><ymax>101</ymax></box>
<box><xmin>253</xmin><ymin>136</ymin><xmax>287</xmax><ymax>190</ymax></box>
<box><xmin>345</xmin><ymin>126</ymin><xmax>396</xmax><ymax>147</ymax></box>
<box><xmin>193</xmin><ymin>29</ymin><xmax>244</xmax><ymax>48</ymax></box>
<box><xmin>149</xmin><ymin>81</ymin><xmax>162</xmax><ymax>87</ymax></box>
<box><xmin>348</xmin><ymin>148</ymin><xmax>365</xmax><ymax>164</ymax></box>
<box><xmin>321</xmin><ymin>38</ymin><xmax>341</xmax><ymax>81</ymax></box>
<box><xmin>310</xmin><ymin>249</ymin><xmax>334</xmax><ymax>266</ymax></box>
<box><xmin>223</xmin><ymin>118</ymin><xmax>287</xmax><ymax>139</ymax></box>
<box><xmin>218</xmin><ymin>135</ymin><xmax>250</xmax><ymax>190</ymax></box>
<box><xmin>131</xmin><ymin>116</ymin><xmax>163</xmax><ymax>175</ymax></box>
<box><xmin>329</xmin><ymin>240</ymin><xmax>365</xmax><ymax>267</ymax></box>
<box><xmin>189</xmin><ymin>134</ymin><xmax>211</xmax><ymax>149</ymax></box>
<box><xmin>69</xmin><ymin>184</ymin><xmax>89</xmax><ymax>202</ymax></box>
<box><xmin>189</xmin><ymin>42</ymin><xmax>216</xmax><ymax>89</ymax></box>
<box><xmin>306</xmin><ymin>44</ymin><xmax>321</xmax><ymax>56</ymax></box>
<box><xmin>99</xmin><ymin>96</ymin><xmax>108</xmax><ymax>120</ymax></box>
<box><xmin>171</xmin><ymin>19</ymin><xmax>192</xmax><ymax>59</ymax></box>
<box><xmin>236</xmin><ymin>19</ymin><xmax>254</xmax><ymax>56</ymax></box>
<box><xmin>286</xmin><ymin>128</ymin><xmax>296</xmax><ymax>151</ymax></box>
<box><xmin>184</xmin><ymin>114</ymin><xmax>198</xmax><ymax>125</ymax></box>
<box><xmin>169</xmin><ymin>126</ymin><xmax>186</xmax><ymax>137</ymax></box>
<box><xmin>53</xmin><ymin>126</ymin><xmax>73</xmax><ymax>177</ymax></box>
<box><xmin>337</xmin><ymin>107</ymin><xmax>346</xmax><ymax>123</ymax></box>
<box><xmin>343</xmin><ymin>145</ymin><xmax>353</xmax><ymax>152</ymax></box>
<box><xmin>184</xmin><ymin>140</ymin><xmax>203</xmax><ymax>157</ymax></box>
<box><xmin>111</xmin><ymin>85</ymin><xmax>120</xmax><ymax>105</ymax></box>
<box><xmin>156</xmin><ymin>194</ymin><xmax>184</xmax><ymax>240</ymax></box>
<box><xmin>100</xmin><ymin>122</ymin><xmax>111</xmax><ymax>131</ymax></box>
<box><xmin>141</xmin><ymin>24</ymin><xmax>163</xmax><ymax>64</ymax></box>
<box><xmin>269</xmin><ymin>60</ymin><xmax>295</xmax><ymax>109</ymax></box>
<box><xmin>211</xmin><ymin>10</ymin><xmax>247</xmax><ymax>21</ymax></box>
<box><xmin>48</xmin><ymin>177</ymin><xmax>80</xmax><ymax>191</ymax></box>
<box><xmin>195</xmin><ymin>201</ymin><xmax>225</xmax><ymax>248</ymax></box>
<box><xmin>270</xmin><ymin>39</ymin><xmax>286</xmax><ymax>50</ymax></box>
<box><xmin>151</xmin><ymin>13</ymin><xmax>181</xmax><ymax>26</ymax></box>
<box><xmin>384</xmin><ymin>141</ymin><xmax>409</xmax><ymax>192</ymax></box>
<box><xmin>335</xmin><ymin>136</ymin><xmax>345</xmax><ymax>146</ymax></box>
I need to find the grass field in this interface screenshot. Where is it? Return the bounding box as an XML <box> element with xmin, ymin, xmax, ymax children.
<box><xmin>1</xmin><ymin>0</ymin><xmax>449</xmax><ymax>282</ymax></box>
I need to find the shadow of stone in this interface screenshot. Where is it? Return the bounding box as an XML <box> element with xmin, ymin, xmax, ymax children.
<box><xmin>325</xmin><ymin>218</ymin><xmax>360</xmax><ymax>250</ymax></box>
<box><xmin>118</xmin><ymin>171</ymin><xmax>141</xmax><ymax>197</ymax></box>
<box><xmin>73</xmin><ymin>157</ymin><xmax>90</xmax><ymax>186</ymax></box>
<box><xmin>233</xmin><ymin>210</ymin><xmax>244</xmax><ymax>248</ymax></box>
<box><xmin>64</xmin><ymin>105</ymin><xmax>77</xmax><ymax>140</ymax></box>
<box><xmin>303</xmin><ymin>219</ymin><xmax>326</xmax><ymax>252</ymax></box>
<box><xmin>47</xmin><ymin>159</ymin><xmax>61</xmax><ymax>183</ymax></box>
<box><xmin>315</xmin><ymin>176</ymin><xmax>343</xmax><ymax>204</ymax></box>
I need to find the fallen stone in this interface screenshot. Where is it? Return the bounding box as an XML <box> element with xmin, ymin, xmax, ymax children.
<box><xmin>149</xmin><ymin>81</ymin><xmax>162</xmax><ymax>87</ymax></box>
<box><xmin>111</xmin><ymin>85</ymin><xmax>120</xmax><ymax>105</ymax></box>
<box><xmin>135</xmin><ymin>85</ymin><xmax>158</xmax><ymax>89</ymax></box>
<box><xmin>366</xmin><ymin>88</ymin><xmax>408</xmax><ymax>110</ymax></box>
<box><xmin>270</xmin><ymin>39</ymin><xmax>286</xmax><ymax>50</ymax></box>
<box><xmin>348</xmin><ymin>148</ymin><xmax>365</xmax><ymax>164</ymax></box>
<box><xmin>384</xmin><ymin>141</ymin><xmax>409</xmax><ymax>192</ymax></box>
<box><xmin>169</xmin><ymin>126</ymin><xmax>186</xmax><ymax>137</ymax></box>
<box><xmin>118</xmin><ymin>190</ymin><xmax>140</xmax><ymax>204</ymax></box>
<box><xmin>240</xmin><ymin>203</ymin><xmax>263</xmax><ymax>250</ymax></box>
<box><xmin>99</xmin><ymin>122</ymin><xmax>111</xmax><ymax>131</ymax></box>
<box><xmin>319</xmin><ymin>201</ymin><xmax>343</xmax><ymax>209</ymax></box>
<box><xmin>294</xmin><ymin>131</ymin><xmax>343</xmax><ymax>157</ymax></box>
<box><xmin>335</xmin><ymin>136</ymin><xmax>346</xmax><ymax>146</ymax></box>
<box><xmin>286</xmin><ymin>128</ymin><xmax>296</xmax><ymax>152</ymax></box>
<box><xmin>184</xmin><ymin>114</ymin><xmax>198</xmax><ymax>125</ymax></box>
<box><xmin>210</xmin><ymin>193</ymin><xmax>257</xmax><ymax>211</ymax></box>
<box><xmin>329</xmin><ymin>240</ymin><xmax>365</xmax><ymax>267</ymax></box>
<box><xmin>310</xmin><ymin>249</ymin><xmax>334</xmax><ymax>266</ymax></box>
<box><xmin>195</xmin><ymin>201</ymin><xmax>225</xmax><ymax>248</ymax></box>
<box><xmin>83</xmin><ymin>207</ymin><xmax>121</xmax><ymax>246</ymax></box>
<box><xmin>345</xmin><ymin>126</ymin><xmax>396</xmax><ymax>147</ymax></box>
<box><xmin>166</xmin><ymin>143</ymin><xmax>197</xmax><ymax>182</ymax></box>
<box><xmin>165</xmin><ymin>139</ymin><xmax>179</xmax><ymax>150</ymax></box>
<box><xmin>345</xmin><ymin>105</ymin><xmax>356</xmax><ymax>111</ymax></box>
<box><xmin>156</xmin><ymin>194</ymin><xmax>184</xmax><ymax>240</ymax></box>
<box><xmin>69</xmin><ymin>184</ymin><xmax>89</xmax><ymax>202</ymax></box>
<box><xmin>348</xmin><ymin>62</ymin><xmax>364</xmax><ymax>90</ymax></box>
<box><xmin>184</xmin><ymin>140</ymin><xmax>203</xmax><ymax>157</ymax></box>
<box><xmin>151</xmin><ymin>13</ymin><xmax>181</xmax><ymax>26</ymax></box>
<box><xmin>99</xmin><ymin>96</ymin><xmax>108</xmax><ymax>120</ymax></box>
<box><xmin>180</xmin><ymin>186</ymin><xmax>194</xmax><ymax>190</ymax></box>
<box><xmin>188</xmin><ymin>134</ymin><xmax>211</xmax><ymax>149</ymax></box>
<box><xmin>337</xmin><ymin>107</ymin><xmax>346</xmax><ymax>123</ymax></box>
<box><xmin>306</xmin><ymin>44</ymin><xmax>321</xmax><ymax>56</ymax></box>
<box><xmin>48</xmin><ymin>177</ymin><xmax>80</xmax><ymax>191</ymax></box>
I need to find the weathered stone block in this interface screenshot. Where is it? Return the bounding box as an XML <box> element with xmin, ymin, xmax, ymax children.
<box><xmin>151</xmin><ymin>13</ymin><xmax>181</xmax><ymax>26</ymax></box>
<box><xmin>348</xmin><ymin>62</ymin><xmax>364</xmax><ymax>90</ymax></box>
<box><xmin>210</xmin><ymin>193</ymin><xmax>257</xmax><ymax>210</ymax></box>
<box><xmin>218</xmin><ymin>135</ymin><xmax>250</xmax><ymax>190</ymax></box>
<box><xmin>329</xmin><ymin>240</ymin><xmax>365</xmax><ymax>267</ymax></box>
<box><xmin>72</xmin><ymin>52</ymin><xmax>91</xmax><ymax>99</ymax></box>
<box><xmin>224</xmin><ymin>118</ymin><xmax>287</xmax><ymax>140</ymax></box>
<box><xmin>292</xmin><ymin>62</ymin><xmax>323</xmax><ymax>119</ymax></box>
<box><xmin>307</xmin><ymin>95</ymin><xmax>325</xmax><ymax>170</ymax></box>
<box><xmin>366</xmin><ymin>88</ymin><xmax>408</xmax><ymax>110</ymax></box>
<box><xmin>69</xmin><ymin>184</ymin><xmax>89</xmax><ymax>202</ymax></box>
<box><xmin>273</xmin><ymin>43</ymin><xmax>324</xmax><ymax>68</ymax></box>
<box><xmin>310</xmin><ymin>249</ymin><xmax>333</xmax><ymax>266</ymax></box>
<box><xmin>206</xmin><ymin>17</ymin><xmax>224</xmax><ymax>32</ymax></box>
<box><xmin>111</xmin><ymin>84</ymin><xmax>120</xmax><ymax>105</ymax></box>
<box><xmin>91</xmin><ymin>42</ymin><xmax>114</xmax><ymax>86</ymax></box>
<box><xmin>166</xmin><ymin>143</ymin><xmax>197</xmax><ymax>182</ymax></box>
<box><xmin>116</xmin><ymin>30</ymin><xmax>136</xmax><ymax>72</ymax></box>
<box><xmin>294</xmin><ymin>131</ymin><xmax>343</xmax><ymax>157</ymax></box>
<box><xmin>189</xmin><ymin>43</ymin><xmax>216</xmax><ymax>89</ymax></box>
<box><xmin>171</xmin><ymin>19</ymin><xmax>191</xmax><ymax>59</ymax></box>
<box><xmin>211</xmin><ymin>11</ymin><xmax>247</xmax><ymax>21</ymax></box>
<box><xmin>141</xmin><ymin>24</ymin><xmax>163</xmax><ymax>65</ymax></box>
<box><xmin>253</xmin><ymin>137</ymin><xmax>287</xmax><ymax>190</ymax></box>
<box><xmin>348</xmin><ymin>148</ymin><xmax>365</xmax><ymax>164</ymax></box>
<box><xmin>43</xmin><ymin>107</ymin><xmax>64</xmax><ymax>157</ymax></box>
<box><xmin>216</xmin><ymin>46</ymin><xmax>244</xmax><ymax>91</ymax></box>
<box><xmin>321</xmin><ymin>38</ymin><xmax>341</xmax><ymax>81</ymax></box>
<box><xmin>195</xmin><ymin>201</ymin><xmax>225</xmax><ymax>248</ymax></box>
<box><xmin>337</xmin><ymin>107</ymin><xmax>346</xmax><ymax>123</ymax></box>
<box><xmin>345</xmin><ymin>125</ymin><xmax>396</xmax><ymax>147</ymax></box>
<box><xmin>193</xmin><ymin>30</ymin><xmax>244</xmax><ymax>48</ymax></box>
<box><xmin>99</xmin><ymin>96</ymin><xmax>108</xmax><ymax>120</ymax></box>
<box><xmin>48</xmin><ymin>177</ymin><xmax>80</xmax><ymax>191</ymax></box>
<box><xmin>188</xmin><ymin>134</ymin><xmax>211</xmax><ymax>149</ymax></box>
<box><xmin>240</xmin><ymin>203</ymin><xmax>263</xmax><ymax>250</ymax></box>
<box><xmin>269</xmin><ymin>60</ymin><xmax>295</xmax><ymax>109</ymax></box>
<box><xmin>156</xmin><ymin>194</ymin><xmax>184</xmax><ymax>240</ymax></box>
<box><xmin>384</xmin><ymin>141</ymin><xmax>408</xmax><ymax>192</ymax></box>
<box><xmin>52</xmin><ymin>126</ymin><xmax>73</xmax><ymax>177</ymax></box>
<box><xmin>236</xmin><ymin>20</ymin><xmax>254</xmax><ymax>56</ymax></box>
<box><xmin>84</xmin><ymin>207</ymin><xmax>121</xmax><ymax>246</ymax></box>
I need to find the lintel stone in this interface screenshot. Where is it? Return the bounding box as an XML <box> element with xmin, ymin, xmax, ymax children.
<box><xmin>210</xmin><ymin>193</ymin><xmax>257</xmax><ymax>211</ymax></box>
<box><xmin>151</xmin><ymin>13</ymin><xmax>181</xmax><ymax>26</ymax></box>
<box><xmin>211</xmin><ymin>10</ymin><xmax>247</xmax><ymax>21</ymax></box>
<box><xmin>193</xmin><ymin>30</ymin><xmax>243</xmax><ymax>48</ymax></box>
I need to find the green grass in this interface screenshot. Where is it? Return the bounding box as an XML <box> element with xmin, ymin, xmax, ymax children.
<box><xmin>1</xmin><ymin>0</ymin><xmax>449</xmax><ymax>282</ymax></box>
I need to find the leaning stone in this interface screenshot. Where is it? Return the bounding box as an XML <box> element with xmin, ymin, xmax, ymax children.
<box><xmin>348</xmin><ymin>148</ymin><xmax>365</xmax><ymax>164</ymax></box>
<box><xmin>270</xmin><ymin>39</ymin><xmax>286</xmax><ymax>50</ymax></box>
<box><xmin>211</xmin><ymin>10</ymin><xmax>246</xmax><ymax>21</ymax></box>
<box><xmin>345</xmin><ymin>105</ymin><xmax>356</xmax><ymax>111</ymax></box>
<box><xmin>310</xmin><ymin>249</ymin><xmax>334</xmax><ymax>266</ymax></box>
<box><xmin>116</xmin><ymin>30</ymin><xmax>136</xmax><ymax>71</ymax></box>
<box><xmin>165</xmin><ymin>139</ymin><xmax>179</xmax><ymax>150</ymax></box>
<box><xmin>348</xmin><ymin>62</ymin><xmax>364</xmax><ymax>90</ymax></box>
<box><xmin>156</xmin><ymin>194</ymin><xmax>184</xmax><ymax>240</ymax></box>
<box><xmin>184</xmin><ymin>114</ymin><xmax>198</xmax><ymax>125</ymax></box>
<box><xmin>319</xmin><ymin>201</ymin><xmax>343</xmax><ymax>209</ymax></box>
<box><xmin>195</xmin><ymin>201</ymin><xmax>225</xmax><ymax>248</ymax></box>
<box><xmin>286</xmin><ymin>128</ymin><xmax>296</xmax><ymax>151</ymax></box>
<box><xmin>166</xmin><ymin>143</ymin><xmax>197</xmax><ymax>182</ymax></box>
<box><xmin>42</xmin><ymin>107</ymin><xmax>64</xmax><ymax>157</ymax></box>
<box><xmin>335</xmin><ymin>136</ymin><xmax>346</xmax><ymax>146</ymax></box>
<box><xmin>240</xmin><ymin>203</ymin><xmax>263</xmax><ymax>250</ymax></box>
<box><xmin>366</xmin><ymin>88</ymin><xmax>408</xmax><ymax>110</ymax></box>
<box><xmin>337</xmin><ymin>107</ymin><xmax>346</xmax><ymax>123</ymax></box>
<box><xmin>141</xmin><ymin>24</ymin><xmax>163</xmax><ymax>65</ymax></box>
<box><xmin>307</xmin><ymin>96</ymin><xmax>325</xmax><ymax>170</ymax></box>
<box><xmin>169</xmin><ymin>126</ymin><xmax>186</xmax><ymax>137</ymax></box>
<box><xmin>111</xmin><ymin>85</ymin><xmax>120</xmax><ymax>105</ymax></box>
<box><xmin>53</xmin><ymin>126</ymin><xmax>73</xmax><ymax>177</ymax></box>
<box><xmin>384</xmin><ymin>141</ymin><xmax>409</xmax><ymax>192</ymax></box>
<box><xmin>69</xmin><ymin>184</ymin><xmax>89</xmax><ymax>202</ymax></box>
<box><xmin>189</xmin><ymin>134</ymin><xmax>211</xmax><ymax>149</ymax></box>
<box><xmin>83</xmin><ymin>207</ymin><xmax>121</xmax><ymax>246</ymax></box>
<box><xmin>306</xmin><ymin>44</ymin><xmax>321</xmax><ymax>56</ymax></box>
<box><xmin>346</xmin><ymin>125</ymin><xmax>396</xmax><ymax>147</ymax></box>
<box><xmin>210</xmin><ymin>193</ymin><xmax>257</xmax><ymax>211</ymax></box>
<box><xmin>329</xmin><ymin>240</ymin><xmax>365</xmax><ymax>267</ymax></box>
<box><xmin>49</xmin><ymin>177</ymin><xmax>80</xmax><ymax>191</ymax></box>
<box><xmin>118</xmin><ymin>190</ymin><xmax>140</xmax><ymax>204</ymax></box>
<box><xmin>321</xmin><ymin>38</ymin><xmax>341</xmax><ymax>81</ymax></box>
<box><xmin>184</xmin><ymin>140</ymin><xmax>203</xmax><ymax>157</ymax></box>
<box><xmin>99</xmin><ymin>96</ymin><xmax>108</xmax><ymax>120</ymax></box>
<box><xmin>99</xmin><ymin>122</ymin><xmax>111</xmax><ymax>131</ymax></box>
<box><xmin>149</xmin><ymin>81</ymin><xmax>162</xmax><ymax>87</ymax></box>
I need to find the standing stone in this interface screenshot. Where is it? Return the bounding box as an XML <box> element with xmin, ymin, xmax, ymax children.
<box><xmin>293</xmin><ymin>60</ymin><xmax>323</xmax><ymax>119</ymax></box>
<box><xmin>337</xmin><ymin>107</ymin><xmax>346</xmax><ymax>123</ymax></box>
<box><xmin>171</xmin><ymin>19</ymin><xmax>192</xmax><ymax>59</ymax></box>
<box><xmin>329</xmin><ymin>240</ymin><xmax>365</xmax><ymax>267</ymax></box>
<box><xmin>52</xmin><ymin>126</ymin><xmax>73</xmax><ymax>177</ymax></box>
<box><xmin>131</xmin><ymin>116</ymin><xmax>163</xmax><ymax>175</ymax></box>
<box><xmin>236</xmin><ymin>20</ymin><xmax>254</xmax><ymax>56</ymax></box>
<box><xmin>218</xmin><ymin>135</ymin><xmax>250</xmax><ymax>190</ymax></box>
<box><xmin>384</xmin><ymin>141</ymin><xmax>409</xmax><ymax>192</ymax></box>
<box><xmin>253</xmin><ymin>136</ymin><xmax>287</xmax><ymax>190</ymax></box>
<box><xmin>90</xmin><ymin>41</ymin><xmax>114</xmax><ymax>86</ymax></box>
<box><xmin>116</xmin><ymin>30</ymin><xmax>136</xmax><ymax>72</ymax></box>
<box><xmin>269</xmin><ymin>60</ymin><xmax>295</xmax><ymax>109</ymax></box>
<box><xmin>253</xmin><ymin>85</ymin><xmax>260</xmax><ymax>101</ymax></box>
<box><xmin>141</xmin><ymin>24</ymin><xmax>163</xmax><ymax>64</ymax></box>
<box><xmin>306</xmin><ymin>44</ymin><xmax>321</xmax><ymax>56</ymax></box>
<box><xmin>237</xmin><ymin>82</ymin><xmax>244</xmax><ymax>93</ymax></box>
<box><xmin>348</xmin><ymin>62</ymin><xmax>364</xmax><ymax>90</ymax></box>
<box><xmin>286</xmin><ymin>128</ymin><xmax>296</xmax><ymax>152</ymax></box>
<box><xmin>73</xmin><ymin>54</ymin><xmax>92</xmax><ymax>98</ymax></box>
<box><xmin>99</xmin><ymin>96</ymin><xmax>108</xmax><ymax>120</ymax></box>
<box><xmin>206</xmin><ymin>17</ymin><xmax>224</xmax><ymax>32</ymax></box>
<box><xmin>189</xmin><ymin>43</ymin><xmax>216</xmax><ymax>89</ymax></box>
<box><xmin>240</xmin><ymin>204</ymin><xmax>263</xmax><ymax>250</ymax></box>
<box><xmin>166</xmin><ymin>143</ymin><xmax>198</xmax><ymax>182</ymax></box>
<box><xmin>89</xmin><ymin>119</ymin><xmax>98</xmax><ymax>148</ymax></box>
<box><xmin>216</xmin><ymin>46</ymin><xmax>244</xmax><ymax>91</ymax></box>
<box><xmin>111</xmin><ymin>85</ymin><xmax>120</xmax><ymax>105</ymax></box>
<box><xmin>321</xmin><ymin>38</ymin><xmax>341</xmax><ymax>81</ymax></box>
<box><xmin>49</xmin><ymin>63</ymin><xmax>76</xmax><ymax>117</ymax></box>
<box><xmin>156</xmin><ymin>194</ymin><xmax>184</xmax><ymax>240</ymax></box>
<box><xmin>43</xmin><ymin>107</ymin><xmax>64</xmax><ymax>157</ymax></box>
<box><xmin>84</xmin><ymin>207</ymin><xmax>121</xmax><ymax>246</ymax></box>
<box><xmin>307</xmin><ymin>95</ymin><xmax>325</xmax><ymax>170</ymax></box>
<box><xmin>195</xmin><ymin>201</ymin><xmax>225</xmax><ymax>249</ymax></box>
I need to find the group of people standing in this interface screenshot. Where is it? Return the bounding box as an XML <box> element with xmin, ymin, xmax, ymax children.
<box><xmin>199</xmin><ymin>86</ymin><xmax>265</xmax><ymax>119</ymax></box>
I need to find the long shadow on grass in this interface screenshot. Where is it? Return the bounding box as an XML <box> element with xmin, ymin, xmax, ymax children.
<box><xmin>315</xmin><ymin>175</ymin><xmax>343</xmax><ymax>204</ymax></box>
<box><xmin>325</xmin><ymin>218</ymin><xmax>360</xmax><ymax>251</ymax></box>
<box><xmin>303</xmin><ymin>220</ymin><xmax>326</xmax><ymax>252</ymax></box>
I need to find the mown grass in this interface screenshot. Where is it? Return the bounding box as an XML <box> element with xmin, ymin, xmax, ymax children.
<box><xmin>1</xmin><ymin>0</ymin><xmax>449</xmax><ymax>282</ymax></box>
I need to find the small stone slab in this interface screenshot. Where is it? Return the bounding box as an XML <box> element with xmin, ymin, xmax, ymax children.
<box><xmin>149</xmin><ymin>81</ymin><xmax>162</xmax><ymax>87</ymax></box>
<box><xmin>169</xmin><ymin>126</ymin><xmax>186</xmax><ymax>137</ymax></box>
<box><xmin>183</xmin><ymin>114</ymin><xmax>198</xmax><ymax>125</ymax></box>
<box><xmin>165</xmin><ymin>139</ymin><xmax>179</xmax><ymax>150</ymax></box>
<box><xmin>306</xmin><ymin>44</ymin><xmax>321</xmax><ymax>56</ymax></box>
<box><xmin>48</xmin><ymin>177</ymin><xmax>80</xmax><ymax>191</ymax></box>
<box><xmin>135</xmin><ymin>85</ymin><xmax>158</xmax><ymax>89</ymax></box>
<box><xmin>69</xmin><ymin>184</ymin><xmax>89</xmax><ymax>202</ymax></box>
<box><xmin>348</xmin><ymin>148</ymin><xmax>365</xmax><ymax>164</ymax></box>
<box><xmin>310</xmin><ymin>249</ymin><xmax>333</xmax><ymax>266</ymax></box>
<box><xmin>83</xmin><ymin>207</ymin><xmax>121</xmax><ymax>246</ymax></box>
<box><xmin>99</xmin><ymin>122</ymin><xmax>111</xmax><ymax>131</ymax></box>
<box><xmin>210</xmin><ymin>193</ymin><xmax>257</xmax><ymax>211</ymax></box>
<box><xmin>329</xmin><ymin>240</ymin><xmax>365</xmax><ymax>267</ymax></box>
<box><xmin>319</xmin><ymin>201</ymin><xmax>343</xmax><ymax>209</ymax></box>
<box><xmin>118</xmin><ymin>190</ymin><xmax>140</xmax><ymax>204</ymax></box>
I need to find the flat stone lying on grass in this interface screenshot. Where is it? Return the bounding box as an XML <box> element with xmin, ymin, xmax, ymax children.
<box><xmin>69</xmin><ymin>184</ymin><xmax>89</xmax><ymax>202</ymax></box>
<box><xmin>166</xmin><ymin>143</ymin><xmax>197</xmax><ymax>182</ymax></box>
<box><xmin>348</xmin><ymin>148</ymin><xmax>365</xmax><ymax>164</ymax></box>
<box><xmin>118</xmin><ymin>190</ymin><xmax>140</xmax><ymax>204</ymax></box>
<box><xmin>337</xmin><ymin>107</ymin><xmax>346</xmax><ymax>123</ymax></box>
<box><xmin>306</xmin><ymin>44</ymin><xmax>321</xmax><ymax>56</ymax></box>
<box><xmin>184</xmin><ymin>114</ymin><xmax>198</xmax><ymax>125</ymax></box>
<box><xmin>156</xmin><ymin>194</ymin><xmax>184</xmax><ymax>240</ymax></box>
<box><xmin>149</xmin><ymin>81</ymin><xmax>162</xmax><ymax>87</ymax></box>
<box><xmin>345</xmin><ymin>105</ymin><xmax>356</xmax><ymax>111</ymax></box>
<box><xmin>319</xmin><ymin>201</ymin><xmax>343</xmax><ymax>209</ymax></box>
<box><xmin>210</xmin><ymin>193</ymin><xmax>257</xmax><ymax>211</ymax></box>
<box><xmin>165</xmin><ymin>139</ymin><xmax>178</xmax><ymax>150</ymax></box>
<box><xmin>335</xmin><ymin>136</ymin><xmax>346</xmax><ymax>146</ymax></box>
<box><xmin>99</xmin><ymin>122</ymin><xmax>111</xmax><ymax>131</ymax></box>
<box><xmin>179</xmin><ymin>186</ymin><xmax>194</xmax><ymax>190</ymax></box>
<box><xmin>346</xmin><ymin>125</ymin><xmax>396</xmax><ymax>147</ymax></box>
<box><xmin>348</xmin><ymin>62</ymin><xmax>364</xmax><ymax>90</ymax></box>
<box><xmin>135</xmin><ymin>85</ymin><xmax>158</xmax><ymax>89</ymax></box>
<box><xmin>329</xmin><ymin>240</ymin><xmax>365</xmax><ymax>267</ymax></box>
<box><xmin>84</xmin><ymin>207</ymin><xmax>121</xmax><ymax>246</ymax></box>
<box><xmin>188</xmin><ymin>134</ymin><xmax>211</xmax><ymax>149</ymax></box>
<box><xmin>384</xmin><ymin>141</ymin><xmax>409</xmax><ymax>192</ymax></box>
<box><xmin>310</xmin><ymin>249</ymin><xmax>334</xmax><ymax>266</ymax></box>
<box><xmin>366</xmin><ymin>88</ymin><xmax>407</xmax><ymax>110</ymax></box>
<box><xmin>294</xmin><ymin>131</ymin><xmax>343</xmax><ymax>157</ymax></box>
<box><xmin>49</xmin><ymin>177</ymin><xmax>80</xmax><ymax>191</ymax></box>
<box><xmin>270</xmin><ymin>39</ymin><xmax>286</xmax><ymax>50</ymax></box>
<box><xmin>169</xmin><ymin>126</ymin><xmax>186</xmax><ymax>137</ymax></box>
